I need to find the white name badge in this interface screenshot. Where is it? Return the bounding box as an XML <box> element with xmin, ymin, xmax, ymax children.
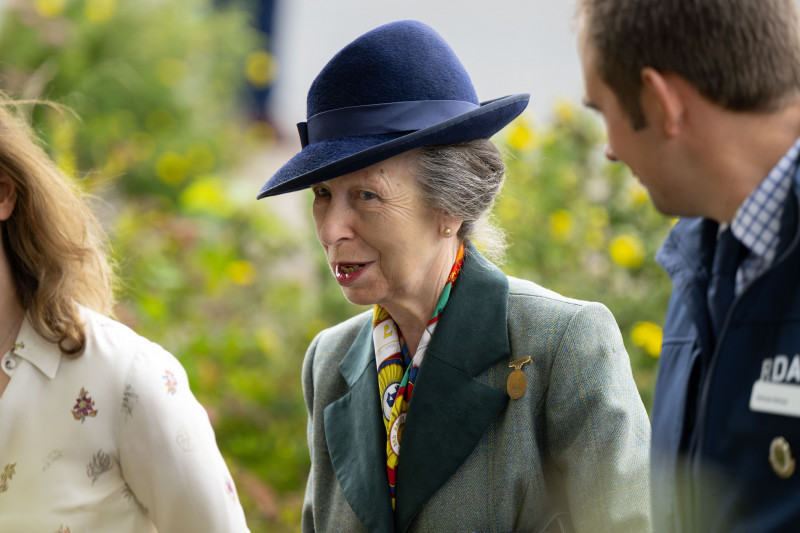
<box><xmin>750</xmin><ymin>381</ymin><xmax>800</xmax><ymax>418</ymax></box>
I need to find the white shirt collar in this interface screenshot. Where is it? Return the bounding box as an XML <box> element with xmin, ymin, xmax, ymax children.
<box><xmin>12</xmin><ymin>315</ymin><xmax>62</xmax><ymax>379</ymax></box>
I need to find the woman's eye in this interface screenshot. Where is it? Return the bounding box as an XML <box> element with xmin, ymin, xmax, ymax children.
<box><xmin>312</xmin><ymin>187</ymin><xmax>330</xmax><ymax>198</ymax></box>
<box><xmin>359</xmin><ymin>191</ymin><xmax>377</xmax><ymax>201</ymax></box>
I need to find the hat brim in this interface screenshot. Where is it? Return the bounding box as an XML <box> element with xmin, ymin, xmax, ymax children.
<box><xmin>257</xmin><ymin>93</ymin><xmax>529</xmax><ymax>198</ymax></box>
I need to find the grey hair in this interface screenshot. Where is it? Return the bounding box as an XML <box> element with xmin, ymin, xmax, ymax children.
<box><xmin>412</xmin><ymin>139</ymin><xmax>507</xmax><ymax>264</ymax></box>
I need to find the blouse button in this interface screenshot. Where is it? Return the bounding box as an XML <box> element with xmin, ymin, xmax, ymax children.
<box><xmin>1</xmin><ymin>353</ymin><xmax>18</xmax><ymax>376</ymax></box>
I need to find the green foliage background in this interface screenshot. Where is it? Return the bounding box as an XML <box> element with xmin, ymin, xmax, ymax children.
<box><xmin>0</xmin><ymin>1</ymin><xmax>672</xmax><ymax>530</ymax></box>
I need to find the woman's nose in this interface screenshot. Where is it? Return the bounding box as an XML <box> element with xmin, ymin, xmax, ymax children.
<box><xmin>315</xmin><ymin>198</ymin><xmax>355</xmax><ymax>246</ymax></box>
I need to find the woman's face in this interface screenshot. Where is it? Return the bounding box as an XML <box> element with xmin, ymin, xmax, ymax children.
<box><xmin>312</xmin><ymin>151</ymin><xmax>456</xmax><ymax>311</ymax></box>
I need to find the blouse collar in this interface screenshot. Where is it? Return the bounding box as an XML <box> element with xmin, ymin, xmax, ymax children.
<box><xmin>11</xmin><ymin>315</ymin><xmax>62</xmax><ymax>379</ymax></box>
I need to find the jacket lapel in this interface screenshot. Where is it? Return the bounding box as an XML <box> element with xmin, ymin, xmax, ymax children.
<box><xmin>394</xmin><ymin>247</ymin><xmax>511</xmax><ymax>532</ymax></box>
<box><xmin>656</xmin><ymin>217</ymin><xmax>719</xmax><ymax>357</ymax></box>
<box><xmin>323</xmin><ymin>320</ymin><xmax>395</xmax><ymax>533</ymax></box>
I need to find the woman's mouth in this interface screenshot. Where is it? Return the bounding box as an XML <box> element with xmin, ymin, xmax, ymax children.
<box><xmin>334</xmin><ymin>263</ymin><xmax>368</xmax><ymax>285</ymax></box>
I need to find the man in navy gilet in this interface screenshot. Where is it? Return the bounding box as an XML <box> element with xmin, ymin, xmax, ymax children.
<box><xmin>576</xmin><ymin>0</ymin><xmax>800</xmax><ymax>531</ymax></box>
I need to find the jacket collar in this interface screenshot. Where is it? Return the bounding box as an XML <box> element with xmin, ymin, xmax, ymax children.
<box><xmin>657</xmin><ymin>185</ymin><xmax>800</xmax><ymax>281</ymax></box>
<box><xmin>323</xmin><ymin>244</ymin><xmax>511</xmax><ymax>533</ymax></box>
<box><xmin>655</xmin><ymin>217</ymin><xmax>719</xmax><ymax>355</ymax></box>
<box><xmin>655</xmin><ymin>181</ymin><xmax>800</xmax><ymax>351</ymax></box>
<box><xmin>657</xmin><ymin>162</ymin><xmax>800</xmax><ymax>281</ymax></box>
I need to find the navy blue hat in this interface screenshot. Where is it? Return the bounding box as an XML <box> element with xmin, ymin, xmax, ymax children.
<box><xmin>257</xmin><ymin>20</ymin><xmax>529</xmax><ymax>199</ymax></box>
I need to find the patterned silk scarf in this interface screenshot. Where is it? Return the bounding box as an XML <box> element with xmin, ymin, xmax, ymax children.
<box><xmin>372</xmin><ymin>242</ymin><xmax>465</xmax><ymax>509</ymax></box>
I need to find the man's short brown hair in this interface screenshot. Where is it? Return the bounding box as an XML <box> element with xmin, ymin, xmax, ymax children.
<box><xmin>578</xmin><ymin>0</ymin><xmax>800</xmax><ymax>128</ymax></box>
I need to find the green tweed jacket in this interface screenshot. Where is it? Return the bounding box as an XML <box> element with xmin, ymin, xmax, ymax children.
<box><xmin>301</xmin><ymin>249</ymin><xmax>652</xmax><ymax>533</ymax></box>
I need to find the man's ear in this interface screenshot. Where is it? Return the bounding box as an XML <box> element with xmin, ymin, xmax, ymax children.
<box><xmin>641</xmin><ymin>67</ymin><xmax>685</xmax><ymax>138</ymax></box>
<box><xmin>0</xmin><ymin>173</ymin><xmax>17</xmax><ymax>222</ymax></box>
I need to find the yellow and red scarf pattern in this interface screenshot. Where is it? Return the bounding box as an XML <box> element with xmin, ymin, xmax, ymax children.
<box><xmin>372</xmin><ymin>243</ymin><xmax>464</xmax><ymax>509</ymax></box>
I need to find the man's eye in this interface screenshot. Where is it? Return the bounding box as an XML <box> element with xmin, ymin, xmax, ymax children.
<box><xmin>313</xmin><ymin>187</ymin><xmax>330</xmax><ymax>198</ymax></box>
<box><xmin>359</xmin><ymin>191</ymin><xmax>377</xmax><ymax>200</ymax></box>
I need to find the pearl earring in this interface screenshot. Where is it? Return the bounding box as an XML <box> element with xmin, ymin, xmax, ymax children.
<box><xmin>444</xmin><ymin>228</ymin><xmax>451</xmax><ymax>236</ymax></box>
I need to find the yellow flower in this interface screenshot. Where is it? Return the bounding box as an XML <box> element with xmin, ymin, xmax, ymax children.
<box><xmin>226</xmin><ymin>260</ymin><xmax>256</xmax><ymax>286</ymax></box>
<box><xmin>155</xmin><ymin>151</ymin><xmax>188</xmax><ymax>186</ymax></box>
<box><xmin>609</xmin><ymin>234</ymin><xmax>645</xmax><ymax>269</ymax></box>
<box><xmin>632</xmin><ymin>321</ymin><xmax>663</xmax><ymax>358</ymax></box>
<box><xmin>245</xmin><ymin>50</ymin><xmax>276</xmax><ymax>88</ymax></box>
<box><xmin>553</xmin><ymin>98</ymin><xmax>576</xmax><ymax>124</ymax></box>
<box><xmin>627</xmin><ymin>181</ymin><xmax>650</xmax><ymax>207</ymax></box>
<box><xmin>34</xmin><ymin>0</ymin><xmax>66</xmax><ymax>17</ymax></box>
<box><xmin>85</xmin><ymin>0</ymin><xmax>115</xmax><ymax>22</ymax></box>
<box><xmin>179</xmin><ymin>176</ymin><xmax>232</xmax><ymax>216</ymax></box>
<box><xmin>550</xmin><ymin>209</ymin><xmax>574</xmax><ymax>241</ymax></box>
<box><xmin>506</xmin><ymin>118</ymin><xmax>538</xmax><ymax>151</ymax></box>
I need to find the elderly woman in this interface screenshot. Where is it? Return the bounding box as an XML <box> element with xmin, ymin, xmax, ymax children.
<box><xmin>0</xmin><ymin>98</ymin><xmax>249</xmax><ymax>531</ymax></box>
<box><xmin>258</xmin><ymin>21</ymin><xmax>651</xmax><ymax>533</ymax></box>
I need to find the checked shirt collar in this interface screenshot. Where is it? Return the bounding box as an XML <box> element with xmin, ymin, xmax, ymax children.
<box><xmin>729</xmin><ymin>136</ymin><xmax>800</xmax><ymax>295</ymax></box>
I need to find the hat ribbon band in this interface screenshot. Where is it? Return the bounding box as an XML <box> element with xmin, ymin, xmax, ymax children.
<box><xmin>297</xmin><ymin>100</ymin><xmax>480</xmax><ymax>147</ymax></box>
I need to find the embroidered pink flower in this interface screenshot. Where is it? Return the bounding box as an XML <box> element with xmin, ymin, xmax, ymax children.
<box><xmin>72</xmin><ymin>387</ymin><xmax>98</xmax><ymax>423</ymax></box>
<box><xmin>56</xmin><ymin>525</ymin><xmax>71</xmax><ymax>533</ymax></box>
<box><xmin>163</xmin><ymin>370</ymin><xmax>177</xmax><ymax>395</ymax></box>
<box><xmin>225</xmin><ymin>478</ymin><xmax>236</xmax><ymax>501</ymax></box>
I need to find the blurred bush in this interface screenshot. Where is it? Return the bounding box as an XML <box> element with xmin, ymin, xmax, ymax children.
<box><xmin>0</xmin><ymin>2</ymin><xmax>673</xmax><ymax>530</ymax></box>
<box><xmin>496</xmin><ymin>101</ymin><xmax>673</xmax><ymax>410</ymax></box>
<box><xmin>0</xmin><ymin>0</ymin><xmax>268</xmax><ymax>198</ymax></box>
<box><xmin>0</xmin><ymin>1</ymin><xmax>311</xmax><ymax>530</ymax></box>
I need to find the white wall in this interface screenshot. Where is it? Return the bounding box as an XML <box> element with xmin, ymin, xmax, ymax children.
<box><xmin>269</xmin><ymin>0</ymin><xmax>582</xmax><ymax>134</ymax></box>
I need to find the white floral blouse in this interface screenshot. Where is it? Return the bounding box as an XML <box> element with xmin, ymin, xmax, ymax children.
<box><xmin>0</xmin><ymin>307</ymin><xmax>250</xmax><ymax>532</ymax></box>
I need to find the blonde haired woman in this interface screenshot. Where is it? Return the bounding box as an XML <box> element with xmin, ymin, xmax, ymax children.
<box><xmin>0</xmin><ymin>98</ymin><xmax>249</xmax><ymax>532</ymax></box>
